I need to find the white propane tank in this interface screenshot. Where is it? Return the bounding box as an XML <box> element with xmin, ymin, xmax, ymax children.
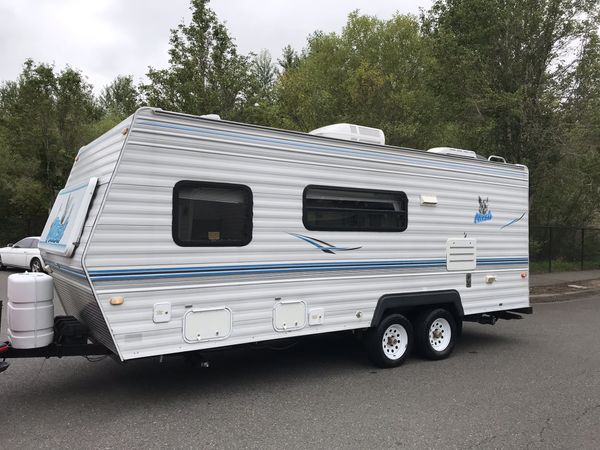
<box><xmin>7</xmin><ymin>272</ymin><xmax>54</xmax><ymax>349</ymax></box>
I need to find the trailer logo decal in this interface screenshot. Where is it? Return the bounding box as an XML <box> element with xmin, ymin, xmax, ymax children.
<box><xmin>289</xmin><ymin>233</ymin><xmax>361</xmax><ymax>254</ymax></box>
<box><xmin>474</xmin><ymin>197</ymin><xmax>493</xmax><ymax>224</ymax></box>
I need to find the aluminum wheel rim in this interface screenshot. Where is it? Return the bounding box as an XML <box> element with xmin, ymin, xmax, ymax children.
<box><xmin>31</xmin><ymin>260</ymin><xmax>41</xmax><ymax>272</ymax></box>
<box><xmin>429</xmin><ymin>318</ymin><xmax>451</xmax><ymax>351</ymax></box>
<box><xmin>382</xmin><ymin>324</ymin><xmax>408</xmax><ymax>360</ymax></box>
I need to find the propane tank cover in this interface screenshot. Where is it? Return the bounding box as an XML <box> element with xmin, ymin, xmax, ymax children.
<box><xmin>7</xmin><ymin>272</ymin><xmax>54</xmax><ymax>349</ymax></box>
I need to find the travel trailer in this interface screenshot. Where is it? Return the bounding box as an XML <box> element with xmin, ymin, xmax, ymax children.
<box><xmin>0</xmin><ymin>107</ymin><xmax>530</xmax><ymax>370</ymax></box>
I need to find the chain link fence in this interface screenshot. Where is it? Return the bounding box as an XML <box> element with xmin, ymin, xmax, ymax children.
<box><xmin>530</xmin><ymin>226</ymin><xmax>600</xmax><ymax>273</ymax></box>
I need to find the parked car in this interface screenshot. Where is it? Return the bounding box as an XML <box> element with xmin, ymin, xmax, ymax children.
<box><xmin>0</xmin><ymin>236</ymin><xmax>45</xmax><ymax>272</ymax></box>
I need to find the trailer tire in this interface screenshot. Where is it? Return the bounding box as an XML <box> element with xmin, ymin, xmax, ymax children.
<box><xmin>415</xmin><ymin>308</ymin><xmax>457</xmax><ymax>360</ymax></box>
<box><xmin>365</xmin><ymin>314</ymin><xmax>412</xmax><ymax>368</ymax></box>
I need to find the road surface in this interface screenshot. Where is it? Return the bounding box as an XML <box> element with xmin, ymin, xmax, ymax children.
<box><xmin>0</xmin><ymin>270</ymin><xmax>598</xmax><ymax>449</ymax></box>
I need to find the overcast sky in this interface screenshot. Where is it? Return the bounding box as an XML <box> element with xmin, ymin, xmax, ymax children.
<box><xmin>0</xmin><ymin>0</ymin><xmax>432</xmax><ymax>93</ymax></box>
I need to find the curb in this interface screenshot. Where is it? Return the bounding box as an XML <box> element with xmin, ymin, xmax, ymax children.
<box><xmin>530</xmin><ymin>287</ymin><xmax>600</xmax><ymax>303</ymax></box>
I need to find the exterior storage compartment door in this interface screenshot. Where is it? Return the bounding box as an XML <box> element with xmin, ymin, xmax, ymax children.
<box><xmin>39</xmin><ymin>177</ymin><xmax>98</xmax><ymax>257</ymax></box>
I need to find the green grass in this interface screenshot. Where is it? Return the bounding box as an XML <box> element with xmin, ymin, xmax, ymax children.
<box><xmin>530</xmin><ymin>259</ymin><xmax>600</xmax><ymax>273</ymax></box>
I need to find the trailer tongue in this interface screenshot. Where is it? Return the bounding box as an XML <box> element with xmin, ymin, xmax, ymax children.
<box><xmin>0</xmin><ymin>309</ymin><xmax>111</xmax><ymax>373</ymax></box>
<box><xmin>0</xmin><ymin>271</ymin><xmax>112</xmax><ymax>374</ymax></box>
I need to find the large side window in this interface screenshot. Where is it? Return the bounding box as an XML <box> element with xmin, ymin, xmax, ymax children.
<box><xmin>173</xmin><ymin>181</ymin><xmax>253</xmax><ymax>247</ymax></box>
<box><xmin>303</xmin><ymin>185</ymin><xmax>408</xmax><ymax>232</ymax></box>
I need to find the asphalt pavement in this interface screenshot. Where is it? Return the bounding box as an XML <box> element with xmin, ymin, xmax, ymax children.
<box><xmin>530</xmin><ymin>268</ymin><xmax>600</xmax><ymax>288</ymax></box>
<box><xmin>0</xmin><ymin>270</ymin><xmax>599</xmax><ymax>449</ymax></box>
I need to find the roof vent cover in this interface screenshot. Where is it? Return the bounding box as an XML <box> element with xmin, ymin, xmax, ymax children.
<box><xmin>427</xmin><ymin>147</ymin><xmax>478</xmax><ymax>159</ymax></box>
<box><xmin>309</xmin><ymin>123</ymin><xmax>385</xmax><ymax>145</ymax></box>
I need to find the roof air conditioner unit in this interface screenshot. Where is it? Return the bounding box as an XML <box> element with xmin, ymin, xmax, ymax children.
<box><xmin>309</xmin><ymin>123</ymin><xmax>385</xmax><ymax>145</ymax></box>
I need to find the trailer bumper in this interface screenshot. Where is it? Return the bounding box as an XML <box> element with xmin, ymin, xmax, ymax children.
<box><xmin>463</xmin><ymin>306</ymin><xmax>533</xmax><ymax>325</ymax></box>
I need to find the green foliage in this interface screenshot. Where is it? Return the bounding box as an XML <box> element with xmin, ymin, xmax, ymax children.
<box><xmin>0</xmin><ymin>60</ymin><xmax>106</xmax><ymax>242</ymax></box>
<box><xmin>141</xmin><ymin>0</ymin><xmax>254</xmax><ymax>119</ymax></box>
<box><xmin>0</xmin><ymin>60</ymin><xmax>100</xmax><ymax>214</ymax></box>
<box><xmin>275</xmin><ymin>12</ymin><xmax>439</xmax><ymax>148</ymax></box>
<box><xmin>100</xmin><ymin>75</ymin><xmax>141</xmax><ymax>119</ymax></box>
<box><xmin>422</xmin><ymin>0</ymin><xmax>600</xmax><ymax>224</ymax></box>
<box><xmin>278</xmin><ymin>45</ymin><xmax>300</xmax><ymax>72</ymax></box>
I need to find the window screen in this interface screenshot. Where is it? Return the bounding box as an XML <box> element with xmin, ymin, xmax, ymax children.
<box><xmin>303</xmin><ymin>185</ymin><xmax>408</xmax><ymax>231</ymax></box>
<box><xmin>173</xmin><ymin>181</ymin><xmax>253</xmax><ymax>246</ymax></box>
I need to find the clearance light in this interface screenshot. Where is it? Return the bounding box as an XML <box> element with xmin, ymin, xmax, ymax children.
<box><xmin>110</xmin><ymin>296</ymin><xmax>124</xmax><ymax>305</ymax></box>
<box><xmin>521</xmin><ymin>272</ymin><xmax>528</xmax><ymax>279</ymax></box>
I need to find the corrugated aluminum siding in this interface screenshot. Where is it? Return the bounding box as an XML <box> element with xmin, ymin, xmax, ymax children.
<box><xmin>85</xmin><ymin>109</ymin><xmax>529</xmax><ymax>360</ymax></box>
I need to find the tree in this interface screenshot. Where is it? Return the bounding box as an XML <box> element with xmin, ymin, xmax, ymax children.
<box><xmin>553</xmin><ymin>30</ymin><xmax>600</xmax><ymax>225</ymax></box>
<box><xmin>235</xmin><ymin>50</ymin><xmax>281</xmax><ymax>126</ymax></box>
<box><xmin>141</xmin><ymin>0</ymin><xmax>254</xmax><ymax>118</ymax></box>
<box><xmin>422</xmin><ymin>0</ymin><xmax>600</xmax><ymax>223</ymax></box>
<box><xmin>252</xmin><ymin>50</ymin><xmax>278</xmax><ymax>99</ymax></box>
<box><xmin>278</xmin><ymin>45</ymin><xmax>300</xmax><ymax>71</ymax></box>
<box><xmin>275</xmin><ymin>12</ymin><xmax>436</xmax><ymax>147</ymax></box>
<box><xmin>100</xmin><ymin>75</ymin><xmax>141</xmax><ymax>119</ymax></box>
<box><xmin>0</xmin><ymin>60</ymin><xmax>100</xmax><ymax>220</ymax></box>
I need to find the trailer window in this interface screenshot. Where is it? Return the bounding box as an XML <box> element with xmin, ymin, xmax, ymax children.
<box><xmin>173</xmin><ymin>181</ymin><xmax>253</xmax><ymax>246</ymax></box>
<box><xmin>303</xmin><ymin>185</ymin><xmax>407</xmax><ymax>232</ymax></box>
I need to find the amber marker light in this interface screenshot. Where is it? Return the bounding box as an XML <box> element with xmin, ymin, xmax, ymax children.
<box><xmin>110</xmin><ymin>296</ymin><xmax>125</xmax><ymax>305</ymax></box>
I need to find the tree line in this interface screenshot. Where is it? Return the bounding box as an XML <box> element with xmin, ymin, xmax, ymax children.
<box><xmin>0</xmin><ymin>0</ymin><xmax>599</xmax><ymax>243</ymax></box>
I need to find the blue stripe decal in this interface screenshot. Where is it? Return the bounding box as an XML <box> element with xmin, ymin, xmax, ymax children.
<box><xmin>50</xmin><ymin>264</ymin><xmax>87</xmax><ymax>279</ymax></box>
<box><xmin>87</xmin><ymin>258</ymin><xmax>528</xmax><ymax>275</ymax></box>
<box><xmin>137</xmin><ymin>120</ymin><xmax>526</xmax><ymax>179</ymax></box>
<box><xmin>87</xmin><ymin>258</ymin><xmax>528</xmax><ymax>281</ymax></box>
<box><xmin>91</xmin><ymin>263</ymin><xmax>446</xmax><ymax>281</ymax></box>
<box><xmin>88</xmin><ymin>259</ymin><xmax>448</xmax><ymax>275</ymax></box>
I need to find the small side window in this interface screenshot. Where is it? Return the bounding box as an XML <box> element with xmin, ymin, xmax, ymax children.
<box><xmin>173</xmin><ymin>181</ymin><xmax>253</xmax><ymax>247</ymax></box>
<box><xmin>303</xmin><ymin>185</ymin><xmax>408</xmax><ymax>232</ymax></box>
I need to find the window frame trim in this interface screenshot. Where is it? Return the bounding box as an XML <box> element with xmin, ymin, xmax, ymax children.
<box><xmin>172</xmin><ymin>180</ymin><xmax>254</xmax><ymax>247</ymax></box>
<box><xmin>302</xmin><ymin>184</ymin><xmax>408</xmax><ymax>232</ymax></box>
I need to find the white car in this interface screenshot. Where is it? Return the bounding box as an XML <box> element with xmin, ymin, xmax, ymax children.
<box><xmin>0</xmin><ymin>236</ymin><xmax>45</xmax><ymax>272</ymax></box>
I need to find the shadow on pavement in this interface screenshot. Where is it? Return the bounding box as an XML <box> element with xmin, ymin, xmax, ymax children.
<box><xmin>2</xmin><ymin>325</ymin><xmax>522</xmax><ymax>408</ymax></box>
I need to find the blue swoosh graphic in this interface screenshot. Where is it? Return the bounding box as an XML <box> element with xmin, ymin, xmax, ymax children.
<box><xmin>501</xmin><ymin>212</ymin><xmax>526</xmax><ymax>229</ymax></box>
<box><xmin>289</xmin><ymin>233</ymin><xmax>362</xmax><ymax>254</ymax></box>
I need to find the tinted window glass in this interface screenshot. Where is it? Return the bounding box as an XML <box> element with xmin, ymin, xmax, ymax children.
<box><xmin>14</xmin><ymin>238</ymin><xmax>32</xmax><ymax>248</ymax></box>
<box><xmin>30</xmin><ymin>239</ymin><xmax>39</xmax><ymax>248</ymax></box>
<box><xmin>173</xmin><ymin>181</ymin><xmax>253</xmax><ymax>246</ymax></box>
<box><xmin>303</xmin><ymin>186</ymin><xmax>408</xmax><ymax>232</ymax></box>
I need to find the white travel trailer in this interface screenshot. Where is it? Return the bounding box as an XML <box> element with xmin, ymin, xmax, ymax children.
<box><xmin>3</xmin><ymin>107</ymin><xmax>531</xmax><ymax>369</ymax></box>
